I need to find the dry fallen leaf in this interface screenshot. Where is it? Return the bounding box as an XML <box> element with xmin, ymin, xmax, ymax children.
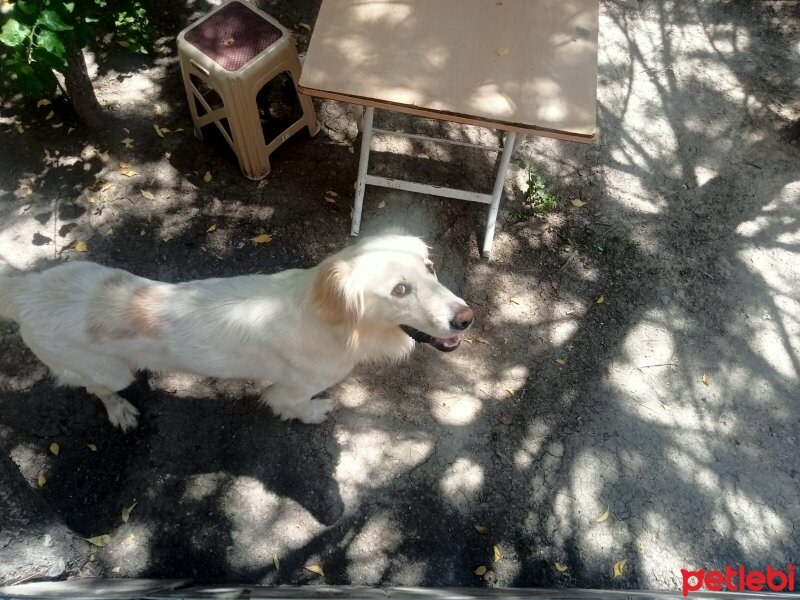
<box><xmin>203</xmin><ymin>171</ymin><xmax>213</xmax><ymax>182</ymax></box>
<box><xmin>348</xmin><ymin>145</ymin><xmax>355</xmax><ymax>154</ymax></box>
<box><xmin>570</xmin><ymin>198</ymin><xmax>587</xmax><ymax>208</ymax></box>
<box><xmin>111</xmin><ymin>566</ymin><xmax>121</xmax><ymax>574</ymax></box>
<box><xmin>207</xmin><ymin>224</ymin><xmax>217</xmax><ymax>233</ymax></box>
<box><xmin>702</xmin><ymin>374</ymin><xmax>710</xmax><ymax>386</ymax></box>
<box><xmin>121</xmin><ymin>501</ymin><xmax>137</xmax><ymax>523</ymax></box>
<box><xmin>122</xmin><ymin>169</ymin><xmax>138</xmax><ymax>177</ymax></box>
<box><xmin>37</xmin><ymin>99</ymin><xmax>51</xmax><ymax>108</ymax></box>
<box><xmin>554</xmin><ymin>562</ymin><xmax>569</xmax><ymax>572</ymax></box>
<box><xmin>45</xmin><ymin>110</ymin><xmax>54</xmax><ymax>120</ymax></box>
<box><xmin>474</xmin><ymin>524</ymin><xmax>488</xmax><ymax>534</ymax></box>
<box><xmin>37</xmin><ymin>472</ymin><xmax>46</xmax><ymax>487</ymax></box>
<box><xmin>75</xmin><ymin>240</ymin><xmax>89</xmax><ymax>253</ymax></box>
<box><xmin>555</xmin><ymin>357</ymin><xmax>567</xmax><ymax>365</ymax></box>
<box><xmin>298</xmin><ymin>22</ymin><xmax>311</xmax><ymax>30</ymax></box>
<box><xmin>377</xmin><ymin>200</ymin><xmax>386</xmax><ymax>209</ymax></box>
<box><xmin>153</xmin><ymin>124</ymin><xmax>164</xmax><ymax>138</ymax></box>
<box><xmin>87</xmin><ymin>444</ymin><xmax>98</xmax><ymax>452</ymax></box>
<box><xmin>476</xmin><ymin>336</ymin><xmax>490</xmax><ymax>345</ymax></box>
<box><xmin>16</xmin><ymin>124</ymin><xmax>24</xmax><ymax>134</ymax></box>
<box><xmin>141</xmin><ymin>190</ymin><xmax>156</xmax><ymax>201</ymax></box>
<box><xmin>596</xmin><ymin>294</ymin><xmax>605</xmax><ymax>304</ymax></box>
<box><xmin>49</xmin><ymin>442</ymin><xmax>60</xmax><ymax>456</ymax></box>
<box><xmin>121</xmin><ymin>137</ymin><xmax>134</xmax><ymax>148</ymax></box>
<box><xmin>474</xmin><ymin>565</ymin><xmax>487</xmax><ymax>576</ymax></box>
<box><xmin>495</xmin><ymin>47</ymin><xmax>510</xmax><ymax>56</ymax></box>
<box><xmin>305</xmin><ymin>564</ymin><xmax>324</xmax><ymax>576</ymax></box>
<box><xmin>509</xmin><ymin>296</ymin><xmax>520</xmax><ymax>305</ymax></box>
<box><xmin>85</xmin><ymin>534</ymin><xmax>112</xmax><ymax>547</ymax></box>
<box><xmin>251</xmin><ymin>233</ymin><xmax>273</xmax><ymax>244</ymax></box>
<box><xmin>594</xmin><ymin>506</ymin><xmax>611</xmax><ymax>523</ymax></box>
<box><xmin>273</xmin><ymin>554</ymin><xmax>280</xmax><ymax>572</ymax></box>
<box><xmin>154</xmin><ymin>103</ymin><xmax>164</xmax><ymax>116</ymax></box>
<box><xmin>613</xmin><ymin>559</ymin><xmax>628</xmax><ymax>578</ymax></box>
<box><xmin>493</xmin><ymin>545</ymin><xmax>502</xmax><ymax>563</ymax></box>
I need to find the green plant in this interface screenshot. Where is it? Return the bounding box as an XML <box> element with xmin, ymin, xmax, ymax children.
<box><xmin>521</xmin><ymin>166</ymin><xmax>557</xmax><ymax>217</ymax></box>
<box><xmin>0</xmin><ymin>0</ymin><xmax>154</xmax><ymax>125</ymax></box>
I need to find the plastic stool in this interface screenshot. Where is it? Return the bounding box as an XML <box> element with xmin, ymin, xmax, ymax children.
<box><xmin>177</xmin><ymin>0</ymin><xmax>320</xmax><ymax>179</ymax></box>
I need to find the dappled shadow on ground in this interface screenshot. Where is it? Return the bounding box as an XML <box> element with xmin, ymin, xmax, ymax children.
<box><xmin>1</xmin><ymin>0</ymin><xmax>799</xmax><ymax>590</ymax></box>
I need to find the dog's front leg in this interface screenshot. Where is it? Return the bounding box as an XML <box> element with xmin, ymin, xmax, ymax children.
<box><xmin>261</xmin><ymin>384</ymin><xmax>332</xmax><ymax>424</ymax></box>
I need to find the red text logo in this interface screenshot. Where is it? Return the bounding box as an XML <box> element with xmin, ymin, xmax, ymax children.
<box><xmin>681</xmin><ymin>565</ymin><xmax>795</xmax><ymax>596</ymax></box>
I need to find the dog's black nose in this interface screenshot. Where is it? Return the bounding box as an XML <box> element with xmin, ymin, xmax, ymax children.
<box><xmin>450</xmin><ymin>306</ymin><xmax>474</xmax><ymax>330</ymax></box>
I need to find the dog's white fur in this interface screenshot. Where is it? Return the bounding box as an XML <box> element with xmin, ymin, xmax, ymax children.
<box><xmin>0</xmin><ymin>234</ymin><xmax>471</xmax><ymax>429</ymax></box>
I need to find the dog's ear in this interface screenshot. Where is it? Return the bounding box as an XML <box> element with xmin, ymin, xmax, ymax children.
<box><xmin>312</xmin><ymin>259</ymin><xmax>362</xmax><ymax>325</ymax></box>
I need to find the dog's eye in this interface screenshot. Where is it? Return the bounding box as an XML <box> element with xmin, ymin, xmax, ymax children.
<box><xmin>392</xmin><ymin>282</ymin><xmax>412</xmax><ymax>297</ymax></box>
<box><xmin>425</xmin><ymin>262</ymin><xmax>436</xmax><ymax>276</ymax></box>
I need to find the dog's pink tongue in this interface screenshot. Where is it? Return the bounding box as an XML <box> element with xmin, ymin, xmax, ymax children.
<box><xmin>434</xmin><ymin>336</ymin><xmax>461</xmax><ymax>352</ymax></box>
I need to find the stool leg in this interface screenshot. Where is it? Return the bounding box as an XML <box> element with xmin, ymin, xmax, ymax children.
<box><xmin>226</xmin><ymin>78</ymin><xmax>271</xmax><ymax>180</ymax></box>
<box><xmin>288</xmin><ymin>58</ymin><xmax>320</xmax><ymax>137</ymax></box>
<box><xmin>351</xmin><ymin>106</ymin><xmax>374</xmax><ymax>237</ymax></box>
<box><xmin>482</xmin><ymin>131</ymin><xmax>517</xmax><ymax>258</ymax></box>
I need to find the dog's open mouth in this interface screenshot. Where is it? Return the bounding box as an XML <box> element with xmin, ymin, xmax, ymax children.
<box><xmin>400</xmin><ymin>325</ymin><xmax>461</xmax><ymax>352</ymax></box>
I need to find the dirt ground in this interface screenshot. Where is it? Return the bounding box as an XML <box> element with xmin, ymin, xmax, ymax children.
<box><xmin>1</xmin><ymin>0</ymin><xmax>799</xmax><ymax>591</ymax></box>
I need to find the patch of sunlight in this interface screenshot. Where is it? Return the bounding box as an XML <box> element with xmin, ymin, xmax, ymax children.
<box><xmin>105</xmin><ymin>522</ymin><xmax>152</xmax><ymax>575</ymax></box>
<box><xmin>223</xmin><ymin>476</ymin><xmax>324</xmax><ymax>571</ymax></box>
<box><xmin>637</xmin><ymin>511</ymin><xmax>691</xmax><ymax>588</ymax></box>
<box><xmin>465</xmin><ymin>84</ymin><xmax>515</xmax><ymax>119</ymax></box>
<box><xmin>182</xmin><ymin>472</ymin><xmax>226</xmax><ymax>502</ymax></box>
<box><xmin>9</xmin><ymin>442</ymin><xmax>46</xmax><ymax>483</ymax></box>
<box><xmin>346</xmin><ymin>513</ymin><xmax>403</xmax><ymax>581</ymax></box>
<box><xmin>353</xmin><ymin>2</ymin><xmax>413</xmax><ymax>24</ymax></box>
<box><xmin>335</xmin><ymin>428</ymin><xmax>434</xmax><ymax>507</ymax></box>
<box><xmin>439</xmin><ymin>457</ymin><xmax>484</xmax><ymax>514</ymax></box>
<box><xmin>428</xmin><ymin>390</ymin><xmax>482</xmax><ymax>425</ymax></box>
<box><xmin>725</xmin><ymin>491</ymin><xmax>788</xmax><ymax>552</ymax></box>
<box><xmin>514</xmin><ymin>417</ymin><xmax>551</xmax><ymax>469</ymax></box>
<box><xmin>694</xmin><ymin>164</ymin><xmax>717</xmax><ymax>187</ymax></box>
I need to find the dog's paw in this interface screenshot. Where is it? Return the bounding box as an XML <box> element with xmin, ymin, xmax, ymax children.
<box><xmin>296</xmin><ymin>398</ymin><xmax>333</xmax><ymax>424</ymax></box>
<box><xmin>106</xmin><ymin>396</ymin><xmax>140</xmax><ymax>432</ymax></box>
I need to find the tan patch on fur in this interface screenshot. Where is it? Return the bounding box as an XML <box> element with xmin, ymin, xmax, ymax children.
<box><xmin>312</xmin><ymin>260</ymin><xmax>350</xmax><ymax>325</ymax></box>
<box><xmin>86</xmin><ymin>274</ymin><xmax>164</xmax><ymax>342</ymax></box>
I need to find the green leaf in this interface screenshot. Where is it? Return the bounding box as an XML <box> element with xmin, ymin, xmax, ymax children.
<box><xmin>36</xmin><ymin>29</ymin><xmax>67</xmax><ymax>62</ymax></box>
<box><xmin>38</xmin><ymin>10</ymin><xmax>74</xmax><ymax>32</ymax></box>
<box><xmin>15</xmin><ymin>1</ymin><xmax>39</xmax><ymax>17</ymax></box>
<box><xmin>63</xmin><ymin>2</ymin><xmax>76</xmax><ymax>13</ymax></box>
<box><xmin>0</xmin><ymin>20</ymin><xmax>32</xmax><ymax>48</ymax></box>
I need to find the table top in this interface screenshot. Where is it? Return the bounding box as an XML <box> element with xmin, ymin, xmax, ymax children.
<box><xmin>298</xmin><ymin>0</ymin><xmax>599</xmax><ymax>143</ymax></box>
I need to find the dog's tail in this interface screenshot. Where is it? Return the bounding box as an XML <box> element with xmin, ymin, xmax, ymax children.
<box><xmin>0</xmin><ymin>275</ymin><xmax>22</xmax><ymax>322</ymax></box>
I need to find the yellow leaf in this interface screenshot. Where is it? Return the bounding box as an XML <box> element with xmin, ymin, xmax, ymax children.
<box><xmin>119</xmin><ymin>161</ymin><xmax>130</xmax><ymax>169</ymax></box>
<box><xmin>203</xmin><ymin>171</ymin><xmax>212</xmax><ymax>182</ymax></box>
<box><xmin>509</xmin><ymin>297</ymin><xmax>520</xmax><ymax>305</ymax></box>
<box><xmin>495</xmin><ymin>47</ymin><xmax>510</xmax><ymax>56</ymax></box>
<box><xmin>121</xmin><ymin>501</ymin><xmax>137</xmax><ymax>523</ymax></box>
<box><xmin>251</xmin><ymin>234</ymin><xmax>273</xmax><ymax>244</ymax></box>
<box><xmin>85</xmin><ymin>534</ymin><xmax>112</xmax><ymax>547</ymax></box>
<box><xmin>122</xmin><ymin>169</ymin><xmax>138</xmax><ymax>177</ymax></box>
<box><xmin>348</xmin><ymin>145</ymin><xmax>355</xmax><ymax>154</ymax></box>
<box><xmin>476</xmin><ymin>336</ymin><xmax>490</xmax><ymax>345</ymax></box>
<box><xmin>16</xmin><ymin>124</ymin><xmax>24</xmax><ymax>134</ymax></box>
<box><xmin>207</xmin><ymin>224</ymin><xmax>217</xmax><ymax>233</ymax></box>
<box><xmin>554</xmin><ymin>562</ymin><xmax>569</xmax><ymax>572</ymax></box>
<box><xmin>570</xmin><ymin>198</ymin><xmax>587</xmax><ymax>207</ymax></box>
<box><xmin>141</xmin><ymin>190</ymin><xmax>155</xmax><ymax>201</ymax></box>
<box><xmin>493</xmin><ymin>545</ymin><xmax>502</xmax><ymax>563</ymax></box>
<box><xmin>505</xmin><ymin>388</ymin><xmax>515</xmax><ymax>397</ymax></box>
<box><xmin>595</xmin><ymin>294</ymin><xmax>605</xmax><ymax>304</ymax></box>
<box><xmin>377</xmin><ymin>200</ymin><xmax>386</xmax><ymax>209</ymax></box>
<box><xmin>273</xmin><ymin>554</ymin><xmax>280</xmax><ymax>572</ymax></box>
<box><xmin>75</xmin><ymin>240</ymin><xmax>89</xmax><ymax>253</ymax></box>
<box><xmin>154</xmin><ymin>103</ymin><xmax>163</xmax><ymax>116</ymax></box>
<box><xmin>305</xmin><ymin>564</ymin><xmax>324</xmax><ymax>576</ymax></box>
<box><xmin>594</xmin><ymin>507</ymin><xmax>611</xmax><ymax>523</ymax></box>
<box><xmin>49</xmin><ymin>442</ymin><xmax>60</xmax><ymax>456</ymax></box>
<box><xmin>326</xmin><ymin>190</ymin><xmax>338</xmax><ymax>197</ymax></box>
<box><xmin>153</xmin><ymin>124</ymin><xmax>164</xmax><ymax>138</ymax></box>
<box><xmin>37</xmin><ymin>99</ymin><xmax>51</xmax><ymax>108</ymax></box>
<box><xmin>613</xmin><ymin>559</ymin><xmax>628</xmax><ymax>578</ymax></box>
<box><xmin>297</xmin><ymin>22</ymin><xmax>311</xmax><ymax>30</ymax></box>
<box><xmin>324</xmin><ymin>196</ymin><xmax>336</xmax><ymax>204</ymax></box>
<box><xmin>474</xmin><ymin>565</ymin><xmax>487</xmax><ymax>576</ymax></box>
<box><xmin>555</xmin><ymin>357</ymin><xmax>567</xmax><ymax>365</ymax></box>
<box><xmin>474</xmin><ymin>524</ymin><xmax>488</xmax><ymax>534</ymax></box>
<box><xmin>160</xmin><ymin>127</ymin><xmax>171</xmax><ymax>133</ymax></box>
<box><xmin>45</xmin><ymin>110</ymin><xmax>54</xmax><ymax>120</ymax></box>
<box><xmin>37</xmin><ymin>472</ymin><xmax>47</xmax><ymax>488</ymax></box>
<box><xmin>174</xmin><ymin>128</ymin><xmax>184</xmax><ymax>133</ymax></box>
<box><xmin>121</xmin><ymin>137</ymin><xmax>134</xmax><ymax>148</ymax></box>
<box><xmin>702</xmin><ymin>374</ymin><xmax>710</xmax><ymax>386</ymax></box>
<box><xmin>87</xmin><ymin>444</ymin><xmax>97</xmax><ymax>452</ymax></box>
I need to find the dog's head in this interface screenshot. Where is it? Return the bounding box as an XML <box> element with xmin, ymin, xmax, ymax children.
<box><xmin>312</xmin><ymin>233</ymin><xmax>474</xmax><ymax>352</ymax></box>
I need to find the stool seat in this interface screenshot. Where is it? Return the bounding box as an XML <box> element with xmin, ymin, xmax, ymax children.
<box><xmin>177</xmin><ymin>0</ymin><xmax>319</xmax><ymax>180</ymax></box>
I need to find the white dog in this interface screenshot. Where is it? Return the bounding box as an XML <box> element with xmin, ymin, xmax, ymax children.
<box><xmin>0</xmin><ymin>233</ymin><xmax>474</xmax><ymax>429</ymax></box>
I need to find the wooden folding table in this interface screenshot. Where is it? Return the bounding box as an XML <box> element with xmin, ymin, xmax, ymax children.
<box><xmin>298</xmin><ymin>0</ymin><xmax>598</xmax><ymax>256</ymax></box>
